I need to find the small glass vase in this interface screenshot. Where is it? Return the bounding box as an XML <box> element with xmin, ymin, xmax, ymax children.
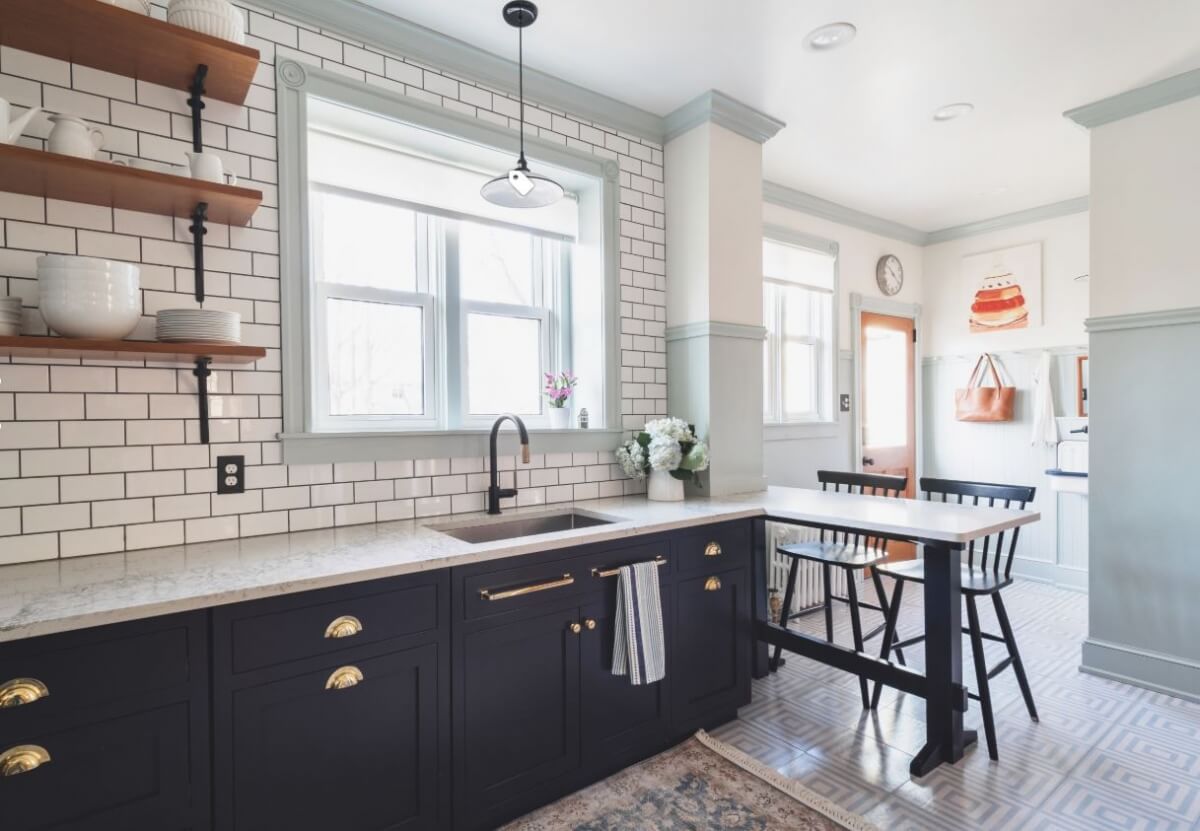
<box><xmin>647</xmin><ymin>469</ymin><xmax>685</xmax><ymax>502</ymax></box>
<box><xmin>547</xmin><ymin>407</ymin><xmax>571</xmax><ymax>430</ymax></box>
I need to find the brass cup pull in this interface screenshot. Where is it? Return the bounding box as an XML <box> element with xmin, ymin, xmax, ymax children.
<box><xmin>0</xmin><ymin>745</ymin><xmax>51</xmax><ymax>777</ymax></box>
<box><xmin>704</xmin><ymin>576</ymin><xmax>722</xmax><ymax>592</ymax></box>
<box><xmin>324</xmin><ymin>615</ymin><xmax>363</xmax><ymax>639</ymax></box>
<box><xmin>569</xmin><ymin>622</ymin><xmax>582</xmax><ymax>634</ymax></box>
<box><xmin>704</xmin><ymin>541</ymin><xmax>722</xmax><ymax>558</ymax></box>
<box><xmin>0</xmin><ymin>678</ymin><xmax>49</xmax><ymax>709</ymax></box>
<box><xmin>584</xmin><ymin>619</ymin><xmax>596</xmax><ymax>630</ymax></box>
<box><xmin>325</xmin><ymin>666</ymin><xmax>364</xmax><ymax>690</ymax></box>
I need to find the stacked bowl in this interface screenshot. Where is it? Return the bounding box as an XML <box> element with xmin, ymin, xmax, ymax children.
<box><xmin>37</xmin><ymin>255</ymin><xmax>141</xmax><ymax>339</ymax></box>
<box><xmin>156</xmin><ymin>309</ymin><xmax>241</xmax><ymax>344</ymax></box>
<box><xmin>0</xmin><ymin>297</ymin><xmax>22</xmax><ymax>336</ymax></box>
<box><xmin>167</xmin><ymin>0</ymin><xmax>246</xmax><ymax>44</ymax></box>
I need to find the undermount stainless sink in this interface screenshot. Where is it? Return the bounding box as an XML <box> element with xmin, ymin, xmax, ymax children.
<box><xmin>429</xmin><ymin>510</ymin><xmax>619</xmax><ymax>544</ymax></box>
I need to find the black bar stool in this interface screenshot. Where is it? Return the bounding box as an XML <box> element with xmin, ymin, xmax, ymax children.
<box><xmin>770</xmin><ymin>470</ymin><xmax>908</xmax><ymax>708</ymax></box>
<box><xmin>873</xmin><ymin>477</ymin><xmax>1039</xmax><ymax>761</ymax></box>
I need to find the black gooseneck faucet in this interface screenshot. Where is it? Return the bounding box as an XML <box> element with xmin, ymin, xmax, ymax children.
<box><xmin>487</xmin><ymin>414</ymin><xmax>530</xmax><ymax>515</ymax></box>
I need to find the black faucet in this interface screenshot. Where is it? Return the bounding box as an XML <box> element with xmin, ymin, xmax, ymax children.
<box><xmin>487</xmin><ymin>414</ymin><xmax>530</xmax><ymax>515</ymax></box>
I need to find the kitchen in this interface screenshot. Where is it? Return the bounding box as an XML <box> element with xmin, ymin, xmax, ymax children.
<box><xmin>0</xmin><ymin>1</ymin><xmax>1196</xmax><ymax>829</ymax></box>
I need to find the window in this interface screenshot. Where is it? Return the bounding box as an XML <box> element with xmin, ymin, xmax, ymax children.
<box><xmin>293</xmin><ymin>95</ymin><xmax>614</xmax><ymax>439</ymax></box>
<box><xmin>762</xmin><ymin>236</ymin><xmax>836</xmax><ymax>424</ymax></box>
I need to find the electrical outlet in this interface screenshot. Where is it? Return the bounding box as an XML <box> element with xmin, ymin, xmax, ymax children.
<box><xmin>839</xmin><ymin>394</ymin><xmax>851</xmax><ymax>413</ymax></box>
<box><xmin>217</xmin><ymin>455</ymin><xmax>245</xmax><ymax>494</ymax></box>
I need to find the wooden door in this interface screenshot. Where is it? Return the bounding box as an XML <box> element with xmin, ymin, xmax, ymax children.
<box><xmin>455</xmin><ymin>607</ymin><xmax>582</xmax><ymax>830</ymax></box>
<box><xmin>579</xmin><ymin>595</ymin><xmax>672</xmax><ymax>773</ymax></box>
<box><xmin>671</xmin><ymin>568</ymin><xmax>750</xmax><ymax>729</ymax></box>
<box><xmin>220</xmin><ymin>645</ymin><xmax>440</xmax><ymax>831</ymax></box>
<box><xmin>860</xmin><ymin>311</ymin><xmax>917</xmax><ymax>561</ymax></box>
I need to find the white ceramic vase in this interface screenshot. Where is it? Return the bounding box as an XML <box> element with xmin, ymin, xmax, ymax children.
<box><xmin>647</xmin><ymin>469</ymin><xmax>685</xmax><ymax>502</ymax></box>
<box><xmin>547</xmin><ymin>407</ymin><xmax>571</xmax><ymax>430</ymax></box>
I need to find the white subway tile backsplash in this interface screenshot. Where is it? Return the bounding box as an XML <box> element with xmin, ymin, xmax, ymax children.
<box><xmin>0</xmin><ymin>532</ymin><xmax>58</xmax><ymax>565</ymax></box>
<box><xmin>185</xmin><ymin>515</ymin><xmax>239</xmax><ymax>543</ymax></box>
<box><xmin>61</xmin><ymin>526</ymin><xmax>125</xmax><ymax>558</ymax></box>
<box><xmin>126</xmin><ymin>520</ymin><xmax>184</xmax><ymax>550</ymax></box>
<box><xmin>91</xmin><ymin>498</ymin><xmax>153</xmax><ymax>528</ymax></box>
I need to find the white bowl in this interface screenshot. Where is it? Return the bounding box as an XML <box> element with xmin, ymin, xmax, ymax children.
<box><xmin>167</xmin><ymin>0</ymin><xmax>246</xmax><ymax>44</ymax></box>
<box><xmin>37</xmin><ymin>255</ymin><xmax>140</xmax><ymax>276</ymax></box>
<box><xmin>97</xmin><ymin>0</ymin><xmax>152</xmax><ymax>14</ymax></box>
<box><xmin>38</xmin><ymin>267</ymin><xmax>141</xmax><ymax>340</ymax></box>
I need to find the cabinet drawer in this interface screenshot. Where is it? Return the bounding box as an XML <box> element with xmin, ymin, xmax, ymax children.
<box><xmin>672</xmin><ymin>521</ymin><xmax>750</xmax><ymax>575</ymax></box>
<box><xmin>579</xmin><ymin>541</ymin><xmax>670</xmax><ymax>595</ymax></box>
<box><xmin>460</xmin><ymin>556</ymin><xmax>588</xmax><ymax>621</ymax></box>
<box><xmin>0</xmin><ymin>702</ymin><xmax>200</xmax><ymax>831</ymax></box>
<box><xmin>0</xmin><ymin>614</ymin><xmax>200</xmax><ymax>734</ymax></box>
<box><xmin>217</xmin><ymin>572</ymin><xmax>443</xmax><ymax>675</ymax></box>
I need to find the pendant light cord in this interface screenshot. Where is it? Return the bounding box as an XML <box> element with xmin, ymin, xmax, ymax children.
<box><xmin>517</xmin><ymin>22</ymin><xmax>527</xmax><ymax>168</ymax></box>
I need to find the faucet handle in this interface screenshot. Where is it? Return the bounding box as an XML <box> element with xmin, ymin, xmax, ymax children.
<box><xmin>520</xmin><ymin>443</ymin><xmax>531</xmax><ymax>464</ymax></box>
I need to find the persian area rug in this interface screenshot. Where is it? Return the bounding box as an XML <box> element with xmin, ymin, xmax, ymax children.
<box><xmin>501</xmin><ymin>730</ymin><xmax>879</xmax><ymax>831</ymax></box>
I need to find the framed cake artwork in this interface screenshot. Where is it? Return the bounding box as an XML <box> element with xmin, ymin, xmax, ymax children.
<box><xmin>962</xmin><ymin>242</ymin><xmax>1042</xmax><ymax>333</ymax></box>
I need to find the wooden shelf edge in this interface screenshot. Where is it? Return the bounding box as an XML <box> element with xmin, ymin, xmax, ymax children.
<box><xmin>0</xmin><ymin>336</ymin><xmax>266</xmax><ymax>365</ymax></box>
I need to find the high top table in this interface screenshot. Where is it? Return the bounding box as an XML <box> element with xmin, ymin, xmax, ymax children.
<box><xmin>748</xmin><ymin>489</ymin><xmax>1039</xmax><ymax>776</ymax></box>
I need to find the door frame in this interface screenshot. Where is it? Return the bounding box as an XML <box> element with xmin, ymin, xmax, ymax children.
<box><xmin>850</xmin><ymin>292</ymin><xmax>924</xmax><ymax>487</ymax></box>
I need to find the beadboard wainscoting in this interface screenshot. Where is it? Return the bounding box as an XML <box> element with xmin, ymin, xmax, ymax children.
<box><xmin>0</xmin><ymin>1</ymin><xmax>664</xmax><ymax>564</ymax></box>
<box><xmin>921</xmin><ymin>347</ymin><xmax>1088</xmax><ymax>589</ymax></box>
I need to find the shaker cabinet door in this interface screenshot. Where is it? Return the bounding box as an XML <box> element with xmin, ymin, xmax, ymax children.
<box><xmin>672</xmin><ymin>567</ymin><xmax>751</xmax><ymax>728</ymax></box>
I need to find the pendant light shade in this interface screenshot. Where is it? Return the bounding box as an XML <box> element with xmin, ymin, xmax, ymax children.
<box><xmin>481</xmin><ymin>1</ymin><xmax>563</xmax><ymax>209</ymax></box>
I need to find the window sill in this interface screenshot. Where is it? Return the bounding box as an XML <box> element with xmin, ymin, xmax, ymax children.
<box><xmin>764</xmin><ymin>421</ymin><xmax>841</xmax><ymax>442</ymax></box>
<box><xmin>280</xmin><ymin>428</ymin><xmax>626</xmax><ymax>464</ymax></box>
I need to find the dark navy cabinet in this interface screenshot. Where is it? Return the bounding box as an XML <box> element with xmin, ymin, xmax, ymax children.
<box><xmin>0</xmin><ymin>518</ymin><xmax>752</xmax><ymax>831</ymax></box>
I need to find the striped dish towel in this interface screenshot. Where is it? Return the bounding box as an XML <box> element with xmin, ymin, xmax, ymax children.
<box><xmin>611</xmin><ymin>561</ymin><xmax>666</xmax><ymax>685</ymax></box>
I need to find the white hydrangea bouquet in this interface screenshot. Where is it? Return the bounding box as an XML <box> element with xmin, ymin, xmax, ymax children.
<box><xmin>616</xmin><ymin>417</ymin><xmax>710</xmax><ymax>501</ymax></box>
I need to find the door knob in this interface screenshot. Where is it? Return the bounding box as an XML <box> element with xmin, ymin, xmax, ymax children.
<box><xmin>584</xmin><ymin>619</ymin><xmax>596</xmax><ymax>630</ymax></box>
<box><xmin>569</xmin><ymin>622</ymin><xmax>582</xmax><ymax>634</ymax></box>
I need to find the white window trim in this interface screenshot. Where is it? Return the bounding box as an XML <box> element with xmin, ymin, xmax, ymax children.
<box><xmin>762</xmin><ymin>226</ymin><xmax>840</xmax><ymax>433</ymax></box>
<box><xmin>275</xmin><ymin>60</ymin><xmax>624</xmax><ymax>463</ymax></box>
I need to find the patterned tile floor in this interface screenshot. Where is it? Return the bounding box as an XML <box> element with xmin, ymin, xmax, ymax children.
<box><xmin>713</xmin><ymin>579</ymin><xmax>1200</xmax><ymax>830</ymax></box>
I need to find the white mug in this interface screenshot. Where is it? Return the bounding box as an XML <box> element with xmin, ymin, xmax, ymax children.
<box><xmin>48</xmin><ymin>114</ymin><xmax>104</xmax><ymax>160</ymax></box>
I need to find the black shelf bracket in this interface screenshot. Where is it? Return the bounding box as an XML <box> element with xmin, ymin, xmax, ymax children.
<box><xmin>188</xmin><ymin>64</ymin><xmax>208</xmax><ymax>153</ymax></box>
<box><xmin>190</xmin><ymin>202</ymin><xmax>208</xmax><ymax>304</ymax></box>
<box><xmin>193</xmin><ymin>358</ymin><xmax>213</xmax><ymax>445</ymax></box>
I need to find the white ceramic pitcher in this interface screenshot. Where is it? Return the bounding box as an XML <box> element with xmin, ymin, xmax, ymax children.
<box><xmin>0</xmin><ymin>97</ymin><xmax>42</xmax><ymax>145</ymax></box>
<box><xmin>48</xmin><ymin>115</ymin><xmax>104</xmax><ymax>159</ymax></box>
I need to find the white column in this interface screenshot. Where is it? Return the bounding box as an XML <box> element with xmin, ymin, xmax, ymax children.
<box><xmin>663</xmin><ymin>93</ymin><xmax>784</xmax><ymax>496</ymax></box>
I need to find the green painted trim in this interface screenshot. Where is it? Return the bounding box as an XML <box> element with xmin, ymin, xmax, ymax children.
<box><xmin>663</xmin><ymin>90</ymin><xmax>786</xmax><ymax>144</ymax></box>
<box><xmin>921</xmin><ymin>344</ymin><xmax>1088</xmax><ymax>365</ymax></box>
<box><xmin>1064</xmin><ymin>68</ymin><xmax>1200</xmax><ymax>130</ymax></box>
<box><xmin>925</xmin><ymin>197</ymin><xmax>1089</xmax><ymax>245</ymax></box>
<box><xmin>1081</xmin><ymin>638</ymin><xmax>1200</xmax><ymax>703</ymax></box>
<box><xmin>664</xmin><ymin>321</ymin><xmax>768</xmax><ymax>342</ymax></box>
<box><xmin>1085</xmin><ymin>307</ymin><xmax>1200</xmax><ymax>333</ymax></box>
<box><xmin>248</xmin><ymin>0</ymin><xmax>664</xmax><ymax>142</ymax></box>
<box><xmin>763</xmin><ymin>181</ymin><xmax>927</xmax><ymax>246</ymax></box>
<box><xmin>280</xmin><ymin>428</ymin><xmax>626</xmax><ymax>465</ymax></box>
<box><xmin>763</xmin><ymin>224</ymin><xmax>838</xmax><ymax>256</ymax></box>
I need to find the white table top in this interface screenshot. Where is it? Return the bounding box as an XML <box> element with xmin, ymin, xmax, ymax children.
<box><xmin>0</xmin><ymin>486</ymin><xmax>1038</xmax><ymax>643</ymax></box>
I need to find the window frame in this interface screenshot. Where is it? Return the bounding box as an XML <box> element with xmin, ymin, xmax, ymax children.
<box><xmin>276</xmin><ymin>61</ymin><xmax>624</xmax><ymax>463</ymax></box>
<box><xmin>761</xmin><ymin>227</ymin><xmax>840</xmax><ymax>436</ymax></box>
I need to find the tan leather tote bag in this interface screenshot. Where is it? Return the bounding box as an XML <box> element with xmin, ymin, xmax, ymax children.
<box><xmin>955</xmin><ymin>354</ymin><xmax>1015</xmax><ymax>422</ymax></box>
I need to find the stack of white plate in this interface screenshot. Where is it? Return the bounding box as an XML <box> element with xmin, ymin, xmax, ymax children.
<box><xmin>37</xmin><ymin>255</ymin><xmax>141</xmax><ymax>339</ymax></box>
<box><xmin>0</xmin><ymin>297</ymin><xmax>22</xmax><ymax>336</ymax></box>
<box><xmin>156</xmin><ymin>309</ymin><xmax>241</xmax><ymax>344</ymax></box>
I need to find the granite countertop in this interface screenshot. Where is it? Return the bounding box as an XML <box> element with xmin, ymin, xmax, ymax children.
<box><xmin>0</xmin><ymin>486</ymin><xmax>1039</xmax><ymax>643</ymax></box>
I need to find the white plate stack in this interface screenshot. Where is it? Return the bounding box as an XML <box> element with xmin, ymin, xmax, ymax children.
<box><xmin>0</xmin><ymin>297</ymin><xmax>22</xmax><ymax>336</ymax></box>
<box><xmin>156</xmin><ymin>309</ymin><xmax>241</xmax><ymax>344</ymax></box>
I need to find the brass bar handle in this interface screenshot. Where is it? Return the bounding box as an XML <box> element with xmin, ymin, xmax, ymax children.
<box><xmin>0</xmin><ymin>678</ymin><xmax>49</xmax><ymax>709</ymax></box>
<box><xmin>325</xmin><ymin>666</ymin><xmax>364</xmax><ymax>690</ymax></box>
<box><xmin>704</xmin><ymin>576</ymin><xmax>722</xmax><ymax>592</ymax></box>
<box><xmin>324</xmin><ymin>615</ymin><xmax>363</xmax><ymax>639</ymax></box>
<box><xmin>704</xmin><ymin>541</ymin><xmax>722</xmax><ymax>557</ymax></box>
<box><xmin>592</xmin><ymin>556</ymin><xmax>667</xmax><ymax>578</ymax></box>
<box><xmin>0</xmin><ymin>745</ymin><xmax>51</xmax><ymax>777</ymax></box>
<box><xmin>480</xmin><ymin>573</ymin><xmax>574</xmax><ymax>601</ymax></box>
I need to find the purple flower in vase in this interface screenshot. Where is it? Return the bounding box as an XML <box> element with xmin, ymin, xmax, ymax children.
<box><xmin>542</xmin><ymin>370</ymin><xmax>579</xmax><ymax>409</ymax></box>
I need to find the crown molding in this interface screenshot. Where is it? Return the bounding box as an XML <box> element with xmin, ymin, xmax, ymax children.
<box><xmin>1064</xmin><ymin>67</ymin><xmax>1200</xmax><ymax>129</ymax></box>
<box><xmin>664</xmin><ymin>90</ymin><xmax>786</xmax><ymax>144</ymax></box>
<box><xmin>665</xmin><ymin>321</ymin><xmax>768</xmax><ymax>342</ymax></box>
<box><xmin>249</xmin><ymin>0</ymin><xmax>664</xmax><ymax>142</ymax></box>
<box><xmin>1085</xmin><ymin>307</ymin><xmax>1200</xmax><ymax>333</ymax></box>
<box><xmin>763</xmin><ymin>181</ymin><xmax>927</xmax><ymax>246</ymax></box>
<box><xmin>924</xmin><ymin>196</ymin><xmax>1089</xmax><ymax>244</ymax></box>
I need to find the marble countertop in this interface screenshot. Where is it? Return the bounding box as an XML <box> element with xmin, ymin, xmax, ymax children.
<box><xmin>0</xmin><ymin>486</ymin><xmax>1038</xmax><ymax>643</ymax></box>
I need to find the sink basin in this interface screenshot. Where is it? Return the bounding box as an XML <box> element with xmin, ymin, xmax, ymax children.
<box><xmin>428</xmin><ymin>510</ymin><xmax>620</xmax><ymax>544</ymax></box>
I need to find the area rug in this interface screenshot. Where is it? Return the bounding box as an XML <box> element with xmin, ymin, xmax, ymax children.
<box><xmin>501</xmin><ymin>730</ymin><xmax>879</xmax><ymax>830</ymax></box>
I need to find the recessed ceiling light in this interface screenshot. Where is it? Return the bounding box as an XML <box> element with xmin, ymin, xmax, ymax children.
<box><xmin>806</xmin><ymin>22</ymin><xmax>857</xmax><ymax>50</ymax></box>
<box><xmin>933</xmin><ymin>102</ymin><xmax>974</xmax><ymax>122</ymax></box>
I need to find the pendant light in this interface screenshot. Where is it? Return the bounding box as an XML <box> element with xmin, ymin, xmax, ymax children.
<box><xmin>480</xmin><ymin>1</ymin><xmax>564</xmax><ymax>208</ymax></box>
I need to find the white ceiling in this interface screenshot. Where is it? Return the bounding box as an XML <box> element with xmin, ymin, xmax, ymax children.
<box><xmin>358</xmin><ymin>0</ymin><xmax>1200</xmax><ymax>231</ymax></box>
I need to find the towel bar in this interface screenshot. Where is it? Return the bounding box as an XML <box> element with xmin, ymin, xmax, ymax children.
<box><xmin>591</xmin><ymin>556</ymin><xmax>667</xmax><ymax>578</ymax></box>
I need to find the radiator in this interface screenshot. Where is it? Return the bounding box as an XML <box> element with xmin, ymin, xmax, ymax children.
<box><xmin>767</xmin><ymin>523</ymin><xmax>858</xmax><ymax>617</ymax></box>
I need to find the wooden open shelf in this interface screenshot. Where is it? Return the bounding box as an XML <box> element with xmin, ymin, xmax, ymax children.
<box><xmin>0</xmin><ymin>335</ymin><xmax>266</xmax><ymax>365</ymax></box>
<box><xmin>0</xmin><ymin>145</ymin><xmax>262</xmax><ymax>226</ymax></box>
<box><xmin>0</xmin><ymin>0</ymin><xmax>260</xmax><ymax>105</ymax></box>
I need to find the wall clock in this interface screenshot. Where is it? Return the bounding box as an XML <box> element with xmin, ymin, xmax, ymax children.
<box><xmin>876</xmin><ymin>254</ymin><xmax>904</xmax><ymax>296</ymax></box>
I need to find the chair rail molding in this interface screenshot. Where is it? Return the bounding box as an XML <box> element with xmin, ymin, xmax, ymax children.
<box><xmin>665</xmin><ymin>321</ymin><xmax>768</xmax><ymax>343</ymax></box>
<box><xmin>1084</xmin><ymin>306</ymin><xmax>1200</xmax><ymax>333</ymax></box>
<box><xmin>1064</xmin><ymin>67</ymin><xmax>1200</xmax><ymax>130</ymax></box>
